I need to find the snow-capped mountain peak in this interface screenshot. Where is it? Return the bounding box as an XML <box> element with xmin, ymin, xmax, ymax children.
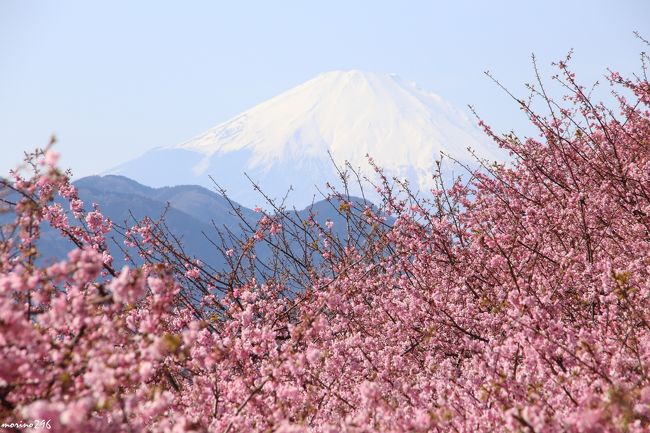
<box><xmin>109</xmin><ymin>70</ymin><xmax>501</xmax><ymax>207</ymax></box>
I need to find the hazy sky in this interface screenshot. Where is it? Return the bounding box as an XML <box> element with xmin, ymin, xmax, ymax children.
<box><xmin>1</xmin><ymin>1</ymin><xmax>648</xmax><ymax>178</ymax></box>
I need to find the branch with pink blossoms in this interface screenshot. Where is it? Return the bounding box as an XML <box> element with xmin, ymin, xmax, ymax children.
<box><xmin>1</xmin><ymin>46</ymin><xmax>650</xmax><ymax>432</ymax></box>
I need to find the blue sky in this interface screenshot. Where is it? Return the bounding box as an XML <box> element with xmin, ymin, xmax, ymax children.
<box><xmin>1</xmin><ymin>1</ymin><xmax>648</xmax><ymax>178</ymax></box>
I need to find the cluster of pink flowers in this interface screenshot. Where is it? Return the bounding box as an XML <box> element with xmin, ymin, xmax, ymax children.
<box><xmin>1</xmin><ymin>58</ymin><xmax>650</xmax><ymax>432</ymax></box>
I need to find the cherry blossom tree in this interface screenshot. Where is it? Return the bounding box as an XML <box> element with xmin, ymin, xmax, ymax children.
<box><xmin>1</xmin><ymin>50</ymin><xmax>649</xmax><ymax>432</ymax></box>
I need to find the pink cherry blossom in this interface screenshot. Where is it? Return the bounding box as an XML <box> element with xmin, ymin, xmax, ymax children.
<box><xmin>1</xmin><ymin>52</ymin><xmax>649</xmax><ymax>433</ymax></box>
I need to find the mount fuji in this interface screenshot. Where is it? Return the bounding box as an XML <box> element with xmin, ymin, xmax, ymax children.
<box><xmin>108</xmin><ymin>70</ymin><xmax>502</xmax><ymax>208</ymax></box>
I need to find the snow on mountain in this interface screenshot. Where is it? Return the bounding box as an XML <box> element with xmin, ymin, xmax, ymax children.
<box><xmin>108</xmin><ymin>70</ymin><xmax>502</xmax><ymax>207</ymax></box>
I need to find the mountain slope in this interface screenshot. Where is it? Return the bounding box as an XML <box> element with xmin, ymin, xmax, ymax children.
<box><xmin>46</xmin><ymin>176</ymin><xmax>231</xmax><ymax>268</ymax></box>
<box><xmin>14</xmin><ymin>175</ymin><xmax>371</xmax><ymax>270</ymax></box>
<box><xmin>109</xmin><ymin>70</ymin><xmax>502</xmax><ymax>207</ymax></box>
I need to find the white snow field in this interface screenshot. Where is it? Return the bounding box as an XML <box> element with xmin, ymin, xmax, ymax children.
<box><xmin>108</xmin><ymin>70</ymin><xmax>502</xmax><ymax>208</ymax></box>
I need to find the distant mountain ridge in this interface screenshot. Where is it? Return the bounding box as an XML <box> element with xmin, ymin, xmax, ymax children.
<box><xmin>20</xmin><ymin>175</ymin><xmax>370</xmax><ymax>269</ymax></box>
<box><xmin>74</xmin><ymin>175</ymin><xmax>257</xmax><ymax>227</ymax></box>
<box><xmin>108</xmin><ymin>70</ymin><xmax>503</xmax><ymax>208</ymax></box>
